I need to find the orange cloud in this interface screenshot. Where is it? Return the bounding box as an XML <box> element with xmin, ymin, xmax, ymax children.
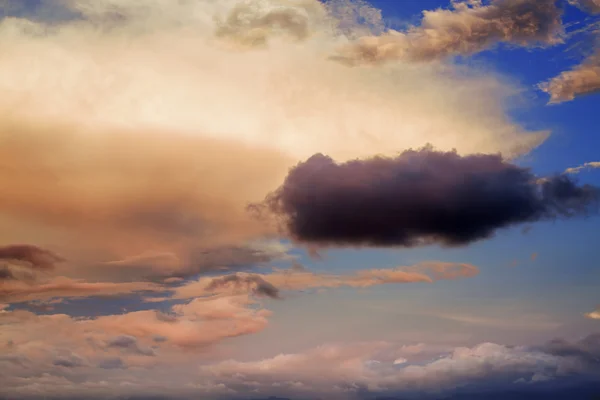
<box><xmin>0</xmin><ymin>276</ymin><xmax>161</xmax><ymax>304</ymax></box>
<box><xmin>540</xmin><ymin>50</ymin><xmax>600</xmax><ymax>103</ymax></box>
<box><xmin>333</xmin><ymin>0</ymin><xmax>563</xmax><ymax>65</ymax></box>
<box><xmin>175</xmin><ymin>262</ymin><xmax>479</xmax><ymax>299</ymax></box>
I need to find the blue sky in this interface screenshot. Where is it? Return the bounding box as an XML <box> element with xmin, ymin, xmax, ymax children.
<box><xmin>1</xmin><ymin>0</ymin><xmax>600</xmax><ymax>399</ymax></box>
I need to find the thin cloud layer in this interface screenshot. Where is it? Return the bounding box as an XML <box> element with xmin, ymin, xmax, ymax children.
<box><xmin>101</xmin><ymin>241</ymin><xmax>293</xmax><ymax>281</ymax></box>
<box><xmin>564</xmin><ymin>161</ymin><xmax>600</xmax><ymax>174</ymax></box>
<box><xmin>569</xmin><ymin>0</ymin><xmax>600</xmax><ymax>14</ymax></box>
<box><xmin>255</xmin><ymin>147</ymin><xmax>599</xmax><ymax>247</ymax></box>
<box><xmin>175</xmin><ymin>261</ymin><xmax>479</xmax><ymax>299</ymax></box>
<box><xmin>0</xmin><ymin>277</ymin><xmax>160</xmax><ymax>304</ymax></box>
<box><xmin>333</xmin><ymin>0</ymin><xmax>563</xmax><ymax>65</ymax></box>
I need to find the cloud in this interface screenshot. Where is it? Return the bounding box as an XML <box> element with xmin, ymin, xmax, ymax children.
<box><xmin>0</xmin><ymin>123</ymin><xmax>290</xmax><ymax>265</ymax></box>
<box><xmin>205</xmin><ymin>274</ymin><xmax>281</xmax><ymax>299</ymax></box>
<box><xmin>254</xmin><ymin>147</ymin><xmax>599</xmax><ymax>247</ymax></box>
<box><xmin>97</xmin><ymin>357</ymin><xmax>125</xmax><ymax>370</ymax></box>
<box><xmin>200</xmin><ymin>335</ymin><xmax>600</xmax><ymax>399</ymax></box>
<box><xmin>101</xmin><ymin>241</ymin><xmax>293</xmax><ymax>281</ymax></box>
<box><xmin>540</xmin><ymin>49</ymin><xmax>600</xmax><ymax>103</ymax></box>
<box><xmin>0</xmin><ymin>244</ymin><xmax>64</xmax><ymax>270</ymax></box>
<box><xmin>53</xmin><ymin>353</ymin><xmax>88</xmax><ymax>368</ymax></box>
<box><xmin>564</xmin><ymin>161</ymin><xmax>600</xmax><ymax>174</ymax></box>
<box><xmin>175</xmin><ymin>261</ymin><xmax>479</xmax><ymax>299</ymax></box>
<box><xmin>569</xmin><ymin>0</ymin><xmax>600</xmax><ymax>14</ymax></box>
<box><xmin>333</xmin><ymin>0</ymin><xmax>563</xmax><ymax>65</ymax></box>
<box><xmin>106</xmin><ymin>335</ymin><xmax>156</xmax><ymax>356</ymax></box>
<box><xmin>0</xmin><ymin>276</ymin><xmax>160</xmax><ymax>303</ymax></box>
<box><xmin>1</xmin><ymin>304</ymin><xmax>599</xmax><ymax>400</ymax></box>
<box><xmin>539</xmin><ymin>333</ymin><xmax>600</xmax><ymax>369</ymax></box>
<box><xmin>0</xmin><ymin>295</ymin><xmax>272</xmax><ymax>367</ymax></box>
<box><xmin>0</xmin><ymin>266</ymin><xmax>15</xmax><ymax>280</ymax></box>
<box><xmin>585</xmin><ymin>308</ymin><xmax>600</xmax><ymax>319</ymax></box>
<box><xmin>0</xmin><ymin>0</ymin><xmax>550</xmax><ymax>288</ymax></box>
<box><xmin>215</xmin><ymin>0</ymin><xmax>326</xmax><ymax>47</ymax></box>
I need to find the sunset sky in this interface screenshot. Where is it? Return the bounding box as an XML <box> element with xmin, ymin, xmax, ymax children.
<box><xmin>1</xmin><ymin>0</ymin><xmax>600</xmax><ymax>399</ymax></box>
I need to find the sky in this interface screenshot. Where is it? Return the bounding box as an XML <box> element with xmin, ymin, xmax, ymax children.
<box><xmin>0</xmin><ymin>0</ymin><xmax>600</xmax><ymax>399</ymax></box>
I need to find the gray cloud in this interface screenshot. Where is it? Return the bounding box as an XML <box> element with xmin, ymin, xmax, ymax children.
<box><xmin>205</xmin><ymin>274</ymin><xmax>280</xmax><ymax>299</ymax></box>
<box><xmin>253</xmin><ymin>146</ymin><xmax>599</xmax><ymax>247</ymax></box>
<box><xmin>0</xmin><ymin>244</ymin><xmax>64</xmax><ymax>270</ymax></box>
<box><xmin>52</xmin><ymin>354</ymin><xmax>87</xmax><ymax>368</ymax></box>
<box><xmin>0</xmin><ymin>266</ymin><xmax>15</xmax><ymax>280</ymax></box>
<box><xmin>333</xmin><ymin>0</ymin><xmax>563</xmax><ymax>65</ymax></box>
<box><xmin>107</xmin><ymin>335</ymin><xmax>156</xmax><ymax>357</ymax></box>
<box><xmin>97</xmin><ymin>357</ymin><xmax>125</xmax><ymax>370</ymax></box>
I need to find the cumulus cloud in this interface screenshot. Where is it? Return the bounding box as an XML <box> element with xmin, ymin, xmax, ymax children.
<box><xmin>540</xmin><ymin>49</ymin><xmax>600</xmax><ymax>103</ymax></box>
<box><xmin>333</xmin><ymin>0</ymin><xmax>563</xmax><ymax>65</ymax></box>
<box><xmin>254</xmin><ymin>147</ymin><xmax>599</xmax><ymax>247</ymax></box>
<box><xmin>215</xmin><ymin>0</ymin><xmax>327</xmax><ymax>47</ymax></box>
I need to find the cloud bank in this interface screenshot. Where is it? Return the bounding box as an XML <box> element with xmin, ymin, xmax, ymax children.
<box><xmin>255</xmin><ymin>147</ymin><xmax>599</xmax><ymax>247</ymax></box>
<box><xmin>1</xmin><ymin>314</ymin><xmax>599</xmax><ymax>400</ymax></box>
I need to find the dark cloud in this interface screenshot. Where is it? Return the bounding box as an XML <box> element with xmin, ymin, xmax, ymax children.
<box><xmin>541</xmin><ymin>333</ymin><xmax>600</xmax><ymax>369</ymax></box>
<box><xmin>0</xmin><ymin>244</ymin><xmax>64</xmax><ymax>270</ymax></box>
<box><xmin>333</xmin><ymin>0</ymin><xmax>563</xmax><ymax>65</ymax></box>
<box><xmin>97</xmin><ymin>357</ymin><xmax>126</xmax><ymax>370</ymax></box>
<box><xmin>107</xmin><ymin>335</ymin><xmax>156</xmax><ymax>357</ymax></box>
<box><xmin>205</xmin><ymin>274</ymin><xmax>280</xmax><ymax>299</ymax></box>
<box><xmin>53</xmin><ymin>354</ymin><xmax>86</xmax><ymax>368</ymax></box>
<box><xmin>253</xmin><ymin>147</ymin><xmax>599</xmax><ymax>247</ymax></box>
<box><xmin>0</xmin><ymin>266</ymin><xmax>15</xmax><ymax>280</ymax></box>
